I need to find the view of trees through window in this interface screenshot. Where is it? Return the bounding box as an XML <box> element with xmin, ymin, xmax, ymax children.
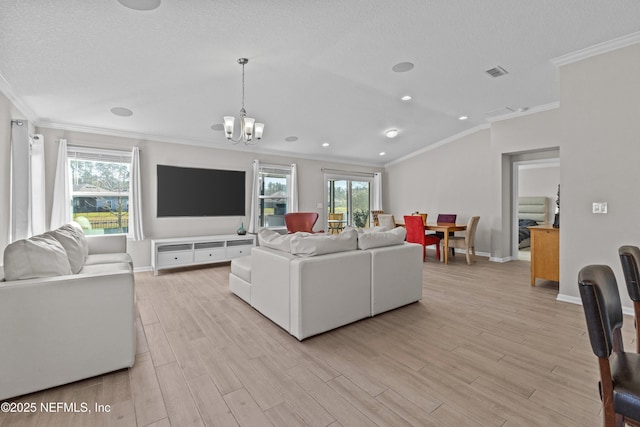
<box><xmin>259</xmin><ymin>170</ymin><xmax>289</xmax><ymax>228</ymax></box>
<box><xmin>70</xmin><ymin>158</ymin><xmax>130</xmax><ymax>234</ymax></box>
<box><xmin>328</xmin><ymin>179</ymin><xmax>371</xmax><ymax>228</ymax></box>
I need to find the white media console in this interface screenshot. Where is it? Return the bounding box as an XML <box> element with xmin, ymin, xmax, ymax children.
<box><xmin>151</xmin><ymin>234</ymin><xmax>256</xmax><ymax>275</ymax></box>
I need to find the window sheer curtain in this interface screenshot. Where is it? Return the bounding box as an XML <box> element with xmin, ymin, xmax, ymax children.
<box><xmin>289</xmin><ymin>163</ymin><xmax>298</xmax><ymax>212</ymax></box>
<box><xmin>248</xmin><ymin>159</ymin><xmax>260</xmax><ymax>233</ymax></box>
<box><xmin>372</xmin><ymin>172</ymin><xmax>383</xmax><ymax>211</ymax></box>
<box><xmin>50</xmin><ymin>139</ymin><xmax>71</xmax><ymax>230</ymax></box>
<box><xmin>10</xmin><ymin>120</ymin><xmax>45</xmax><ymax>241</ymax></box>
<box><xmin>128</xmin><ymin>146</ymin><xmax>144</xmax><ymax>240</ymax></box>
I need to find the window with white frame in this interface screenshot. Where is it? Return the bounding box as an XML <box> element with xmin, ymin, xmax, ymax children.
<box><xmin>257</xmin><ymin>165</ymin><xmax>292</xmax><ymax>229</ymax></box>
<box><xmin>67</xmin><ymin>146</ymin><xmax>132</xmax><ymax>235</ymax></box>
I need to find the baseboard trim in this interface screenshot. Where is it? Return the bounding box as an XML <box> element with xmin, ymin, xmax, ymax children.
<box><xmin>557</xmin><ymin>293</ymin><xmax>634</xmax><ymax>316</ymax></box>
<box><xmin>134</xmin><ymin>266</ymin><xmax>153</xmax><ymax>273</ymax></box>
<box><xmin>489</xmin><ymin>255</ymin><xmax>511</xmax><ymax>263</ymax></box>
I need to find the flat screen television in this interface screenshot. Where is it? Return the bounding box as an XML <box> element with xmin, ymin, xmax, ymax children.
<box><xmin>157</xmin><ymin>165</ymin><xmax>245</xmax><ymax>217</ymax></box>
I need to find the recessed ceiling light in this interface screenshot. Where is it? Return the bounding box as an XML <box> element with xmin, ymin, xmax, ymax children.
<box><xmin>392</xmin><ymin>62</ymin><xmax>414</xmax><ymax>73</ymax></box>
<box><xmin>211</xmin><ymin>124</ymin><xmax>224</xmax><ymax>131</ymax></box>
<box><xmin>116</xmin><ymin>0</ymin><xmax>161</xmax><ymax>11</ymax></box>
<box><xmin>322</xmin><ymin>142</ymin><xmax>330</xmax><ymax>147</ymax></box>
<box><xmin>285</xmin><ymin>136</ymin><xmax>298</xmax><ymax>142</ymax></box>
<box><xmin>458</xmin><ymin>115</ymin><xmax>468</xmax><ymax>121</ymax></box>
<box><xmin>385</xmin><ymin>129</ymin><xmax>399</xmax><ymax>138</ymax></box>
<box><xmin>401</xmin><ymin>95</ymin><xmax>412</xmax><ymax>101</ymax></box>
<box><xmin>110</xmin><ymin>107</ymin><xmax>133</xmax><ymax>117</ymax></box>
<box><xmin>379</xmin><ymin>152</ymin><xmax>386</xmax><ymax>156</ymax></box>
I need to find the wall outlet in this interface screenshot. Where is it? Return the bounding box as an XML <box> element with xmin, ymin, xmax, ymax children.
<box><xmin>592</xmin><ymin>202</ymin><xmax>608</xmax><ymax>214</ymax></box>
<box><xmin>316</xmin><ymin>202</ymin><xmax>323</xmax><ymax>209</ymax></box>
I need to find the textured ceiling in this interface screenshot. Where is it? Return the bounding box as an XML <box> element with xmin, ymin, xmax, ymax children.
<box><xmin>1</xmin><ymin>1</ymin><xmax>639</xmax><ymax>166</ymax></box>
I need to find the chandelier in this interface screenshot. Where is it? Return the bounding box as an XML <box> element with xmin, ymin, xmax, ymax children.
<box><xmin>223</xmin><ymin>58</ymin><xmax>264</xmax><ymax>145</ymax></box>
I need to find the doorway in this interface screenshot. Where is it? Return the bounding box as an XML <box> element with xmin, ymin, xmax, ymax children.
<box><xmin>510</xmin><ymin>152</ymin><xmax>560</xmax><ymax>261</ymax></box>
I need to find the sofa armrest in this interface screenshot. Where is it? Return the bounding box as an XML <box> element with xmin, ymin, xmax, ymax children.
<box><xmin>0</xmin><ymin>269</ymin><xmax>135</xmax><ymax>400</ymax></box>
<box><xmin>86</xmin><ymin>234</ymin><xmax>127</xmax><ymax>254</ymax></box>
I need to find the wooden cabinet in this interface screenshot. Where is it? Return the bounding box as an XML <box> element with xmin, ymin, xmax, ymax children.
<box><xmin>529</xmin><ymin>225</ymin><xmax>559</xmax><ymax>286</ymax></box>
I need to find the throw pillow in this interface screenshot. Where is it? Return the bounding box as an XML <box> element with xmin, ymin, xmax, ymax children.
<box><xmin>45</xmin><ymin>224</ymin><xmax>87</xmax><ymax>274</ymax></box>
<box><xmin>68</xmin><ymin>221</ymin><xmax>89</xmax><ymax>259</ymax></box>
<box><xmin>290</xmin><ymin>227</ymin><xmax>357</xmax><ymax>256</ymax></box>
<box><xmin>357</xmin><ymin>227</ymin><xmax>406</xmax><ymax>250</ymax></box>
<box><xmin>3</xmin><ymin>235</ymin><xmax>73</xmax><ymax>281</ymax></box>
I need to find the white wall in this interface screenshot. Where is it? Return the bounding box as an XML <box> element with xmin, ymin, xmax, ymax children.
<box><xmin>559</xmin><ymin>42</ymin><xmax>640</xmax><ymax>303</ymax></box>
<box><xmin>36</xmin><ymin>127</ymin><xmax>381</xmax><ymax>269</ymax></box>
<box><xmin>385</xmin><ymin>128</ymin><xmax>493</xmax><ymax>254</ymax></box>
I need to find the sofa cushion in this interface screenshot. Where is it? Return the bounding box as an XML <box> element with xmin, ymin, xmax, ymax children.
<box><xmin>290</xmin><ymin>228</ymin><xmax>357</xmax><ymax>256</ymax></box>
<box><xmin>79</xmin><ymin>262</ymin><xmax>132</xmax><ymax>275</ymax></box>
<box><xmin>45</xmin><ymin>223</ymin><xmax>88</xmax><ymax>274</ymax></box>
<box><xmin>3</xmin><ymin>235</ymin><xmax>73</xmax><ymax>281</ymax></box>
<box><xmin>357</xmin><ymin>227</ymin><xmax>407</xmax><ymax>250</ymax></box>
<box><xmin>85</xmin><ymin>253</ymin><xmax>133</xmax><ymax>268</ymax></box>
<box><xmin>258</xmin><ymin>229</ymin><xmax>305</xmax><ymax>253</ymax></box>
<box><xmin>230</xmin><ymin>255</ymin><xmax>252</xmax><ymax>283</ymax></box>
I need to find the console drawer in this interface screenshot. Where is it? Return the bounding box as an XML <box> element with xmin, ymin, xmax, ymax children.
<box><xmin>226</xmin><ymin>245</ymin><xmax>252</xmax><ymax>258</ymax></box>
<box><xmin>157</xmin><ymin>250</ymin><xmax>193</xmax><ymax>267</ymax></box>
<box><xmin>194</xmin><ymin>242</ymin><xmax>226</xmax><ymax>262</ymax></box>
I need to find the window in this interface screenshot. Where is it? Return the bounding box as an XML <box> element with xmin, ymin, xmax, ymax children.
<box><xmin>257</xmin><ymin>165</ymin><xmax>293</xmax><ymax>229</ymax></box>
<box><xmin>325</xmin><ymin>174</ymin><xmax>373</xmax><ymax>228</ymax></box>
<box><xmin>68</xmin><ymin>146</ymin><xmax>131</xmax><ymax>235</ymax></box>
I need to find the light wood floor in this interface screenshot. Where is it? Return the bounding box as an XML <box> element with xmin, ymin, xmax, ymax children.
<box><xmin>2</xmin><ymin>254</ymin><xmax>634</xmax><ymax>427</ymax></box>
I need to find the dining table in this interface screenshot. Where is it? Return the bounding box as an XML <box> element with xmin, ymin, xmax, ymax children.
<box><xmin>425</xmin><ymin>222</ymin><xmax>467</xmax><ymax>264</ymax></box>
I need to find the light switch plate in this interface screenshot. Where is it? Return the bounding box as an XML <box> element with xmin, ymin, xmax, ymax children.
<box><xmin>592</xmin><ymin>202</ymin><xmax>608</xmax><ymax>214</ymax></box>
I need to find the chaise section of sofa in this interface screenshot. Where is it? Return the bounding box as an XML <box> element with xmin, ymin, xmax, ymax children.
<box><xmin>0</xmin><ymin>222</ymin><xmax>135</xmax><ymax>400</ymax></box>
<box><xmin>229</xmin><ymin>226</ymin><xmax>423</xmax><ymax>340</ymax></box>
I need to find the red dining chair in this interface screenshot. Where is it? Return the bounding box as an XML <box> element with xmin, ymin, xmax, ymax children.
<box><xmin>284</xmin><ymin>212</ymin><xmax>324</xmax><ymax>234</ymax></box>
<box><xmin>404</xmin><ymin>215</ymin><xmax>440</xmax><ymax>261</ymax></box>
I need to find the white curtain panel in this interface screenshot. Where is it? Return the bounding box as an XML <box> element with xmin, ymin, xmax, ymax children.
<box><xmin>9</xmin><ymin>121</ymin><xmax>45</xmax><ymax>241</ymax></box>
<box><xmin>290</xmin><ymin>163</ymin><xmax>299</xmax><ymax>212</ymax></box>
<box><xmin>248</xmin><ymin>159</ymin><xmax>260</xmax><ymax>233</ymax></box>
<box><xmin>372</xmin><ymin>172</ymin><xmax>383</xmax><ymax>211</ymax></box>
<box><xmin>29</xmin><ymin>135</ymin><xmax>46</xmax><ymax>235</ymax></box>
<box><xmin>128</xmin><ymin>146</ymin><xmax>144</xmax><ymax>240</ymax></box>
<box><xmin>50</xmin><ymin>139</ymin><xmax>71</xmax><ymax>230</ymax></box>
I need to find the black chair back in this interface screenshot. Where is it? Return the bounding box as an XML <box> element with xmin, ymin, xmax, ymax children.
<box><xmin>619</xmin><ymin>245</ymin><xmax>640</xmax><ymax>301</ymax></box>
<box><xmin>578</xmin><ymin>265</ymin><xmax>624</xmax><ymax>358</ymax></box>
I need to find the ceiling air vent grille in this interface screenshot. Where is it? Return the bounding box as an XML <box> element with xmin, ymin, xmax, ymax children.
<box><xmin>486</xmin><ymin>66</ymin><xmax>508</xmax><ymax>78</ymax></box>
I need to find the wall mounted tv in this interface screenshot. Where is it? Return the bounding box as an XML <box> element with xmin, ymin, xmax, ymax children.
<box><xmin>157</xmin><ymin>165</ymin><xmax>245</xmax><ymax>217</ymax></box>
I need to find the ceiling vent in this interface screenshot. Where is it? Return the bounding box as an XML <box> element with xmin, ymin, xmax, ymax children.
<box><xmin>485</xmin><ymin>66</ymin><xmax>509</xmax><ymax>78</ymax></box>
<box><xmin>484</xmin><ymin>107</ymin><xmax>515</xmax><ymax>118</ymax></box>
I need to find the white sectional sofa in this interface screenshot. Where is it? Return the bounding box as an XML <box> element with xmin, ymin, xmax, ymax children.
<box><xmin>229</xmin><ymin>227</ymin><xmax>423</xmax><ymax>340</ymax></box>
<box><xmin>0</xmin><ymin>222</ymin><xmax>135</xmax><ymax>400</ymax></box>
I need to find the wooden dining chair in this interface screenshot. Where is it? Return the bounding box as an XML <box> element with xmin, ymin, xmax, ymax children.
<box><xmin>619</xmin><ymin>245</ymin><xmax>640</xmax><ymax>352</ymax></box>
<box><xmin>443</xmin><ymin>216</ymin><xmax>479</xmax><ymax>265</ymax></box>
<box><xmin>428</xmin><ymin>214</ymin><xmax>458</xmax><ymax>256</ymax></box>
<box><xmin>327</xmin><ymin>212</ymin><xmax>344</xmax><ymax>234</ymax></box>
<box><xmin>578</xmin><ymin>265</ymin><xmax>640</xmax><ymax>427</ymax></box>
<box><xmin>370</xmin><ymin>210</ymin><xmax>384</xmax><ymax>227</ymax></box>
<box><xmin>404</xmin><ymin>215</ymin><xmax>440</xmax><ymax>261</ymax></box>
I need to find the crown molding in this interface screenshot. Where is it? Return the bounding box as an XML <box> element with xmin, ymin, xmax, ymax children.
<box><xmin>550</xmin><ymin>31</ymin><xmax>640</xmax><ymax>67</ymax></box>
<box><xmin>36</xmin><ymin>120</ymin><xmax>384</xmax><ymax>168</ymax></box>
<box><xmin>0</xmin><ymin>71</ymin><xmax>38</xmax><ymax>122</ymax></box>
<box><xmin>384</xmin><ymin>124</ymin><xmax>490</xmax><ymax>168</ymax></box>
<box><xmin>485</xmin><ymin>102</ymin><xmax>559</xmax><ymax>123</ymax></box>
